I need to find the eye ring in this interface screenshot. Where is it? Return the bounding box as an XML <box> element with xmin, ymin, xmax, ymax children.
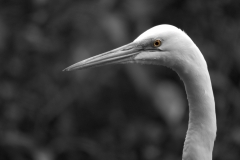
<box><xmin>153</xmin><ymin>40</ymin><xmax>161</xmax><ymax>47</ymax></box>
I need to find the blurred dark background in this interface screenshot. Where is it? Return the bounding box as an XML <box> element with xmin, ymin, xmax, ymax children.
<box><xmin>0</xmin><ymin>0</ymin><xmax>240</xmax><ymax>160</ymax></box>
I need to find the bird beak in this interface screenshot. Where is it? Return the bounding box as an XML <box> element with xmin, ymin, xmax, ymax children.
<box><xmin>63</xmin><ymin>42</ymin><xmax>142</xmax><ymax>71</ymax></box>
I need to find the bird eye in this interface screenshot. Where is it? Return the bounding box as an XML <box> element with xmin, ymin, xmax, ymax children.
<box><xmin>153</xmin><ymin>40</ymin><xmax>161</xmax><ymax>47</ymax></box>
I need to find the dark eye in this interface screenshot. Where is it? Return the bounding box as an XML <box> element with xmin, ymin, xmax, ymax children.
<box><xmin>153</xmin><ymin>40</ymin><xmax>161</xmax><ymax>47</ymax></box>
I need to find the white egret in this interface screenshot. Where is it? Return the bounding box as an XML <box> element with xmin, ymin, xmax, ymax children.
<box><xmin>64</xmin><ymin>24</ymin><xmax>217</xmax><ymax>160</ymax></box>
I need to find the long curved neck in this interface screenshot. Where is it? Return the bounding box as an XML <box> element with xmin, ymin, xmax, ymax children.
<box><xmin>175</xmin><ymin>50</ymin><xmax>216</xmax><ymax>160</ymax></box>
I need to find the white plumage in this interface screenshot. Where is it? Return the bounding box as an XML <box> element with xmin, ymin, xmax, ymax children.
<box><xmin>64</xmin><ymin>24</ymin><xmax>217</xmax><ymax>160</ymax></box>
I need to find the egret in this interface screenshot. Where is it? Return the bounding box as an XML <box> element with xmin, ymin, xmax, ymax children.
<box><xmin>64</xmin><ymin>24</ymin><xmax>217</xmax><ymax>160</ymax></box>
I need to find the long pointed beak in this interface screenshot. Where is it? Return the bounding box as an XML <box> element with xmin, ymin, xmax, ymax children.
<box><xmin>63</xmin><ymin>42</ymin><xmax>141</xmax><ymax>71</ymax></box>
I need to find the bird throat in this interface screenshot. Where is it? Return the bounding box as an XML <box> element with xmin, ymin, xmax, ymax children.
<box><xmin>178</xmin><ymin>63</ymin><xmax>216</xmax><ymax>160</ymax></box>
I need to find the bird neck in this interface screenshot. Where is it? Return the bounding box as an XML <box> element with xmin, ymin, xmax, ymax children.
<box><xmin>175</xmin><ymin>53</ymin><xmax>216</xmax><ymax>160</ymax></box>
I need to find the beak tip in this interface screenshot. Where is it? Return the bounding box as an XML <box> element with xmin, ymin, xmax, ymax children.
<box><xmin>62</xmin><ymin>68</ymin><xmax>70</xmax><ymax>72</ymax></box>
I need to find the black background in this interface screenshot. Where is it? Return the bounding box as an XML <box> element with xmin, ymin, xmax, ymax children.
<box><xmin>0</xmin><ymin>0</ymin><xmax>240</xmax><ymax>160</ymax></box>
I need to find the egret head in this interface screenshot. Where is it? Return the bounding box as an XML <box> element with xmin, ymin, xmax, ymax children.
<box><xmin>64</xmin><ymin>24</ymin><xmax>202</xmax><ymax>72</ymax></box>
<box><xmin>63</xmin><ymin>25</ymin><xmax>216</xmax><ymax>160</ymax></box>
